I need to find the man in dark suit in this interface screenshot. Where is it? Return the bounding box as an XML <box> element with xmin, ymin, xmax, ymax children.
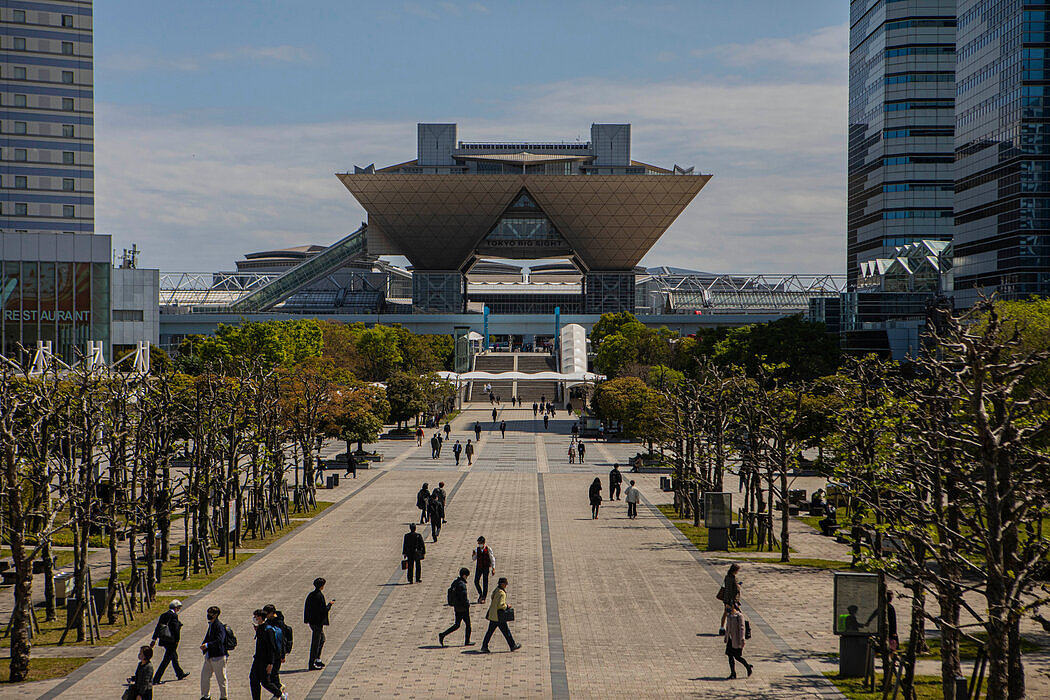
<box><xmin>403</xmin><ymin>524</ymin><xmax>425</xmax><ymax>584</ymax></box>
<box><xmin>150</xmin><ymin>600</ymin><xmax>188</xmax><ymax>684</ymax></box>
<box><xmin>304</xmin><ymin>577</ymin><xmax>333</xmax><ymax>670</ymax></box>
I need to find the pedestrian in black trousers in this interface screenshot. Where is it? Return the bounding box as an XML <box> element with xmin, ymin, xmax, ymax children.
<box><xmin>472</xmin><ymin>536</ymin><xmax>496</xmax><ymax>603</ymax></box>
<box><xmin>481</xmin><ymin>577</ymin><xmax>520</xmax><ymax>653</ymax></box>
<box><xmin>500</xmin><ymin>420</ymin><xmax>506</xmax><ymax>438</ymax></box>
<box><xmin>428</xmin><ymin>493</ymin><xmax>444</xmax><ymax>541</ymax></box>
<box><xmin>304</xmin><ymin>577</ymin><xmax>333</xmax><ymax>670</ymax></box>
<box><xmin>609</xmin><ymin>464</ymin><xmax>623</xmax><ymax>500</ymax></box>
<box><xmin>249</xmin><ymin>609</ymin><xmax>282</xmax><ymax>700</ymax></box>
<box><xmin>474</xmin><ymin>422</ymin><xmax>482</xmax><ymax>441</ymax></box>
<box><xmin>150</xmin><ymin>600</ymin><xmax>188</xmax><ymax>684</ymax></box>
<box><xmin>439</xmin><ymin>568</ymin><xmax>474</xmax><ymax>647</ymax></box>
<box><xmin>403</xmin><ymin>523</ymin><xmax>425</xmax><ymax>583</ymax></box>
<box><xmin>589</xmin><ymin>478</ymin><xmax>603</xmax><ymax>519</ymax></box>
<box><xmin>417</xmin><ymin>483</ymin><xmax>430</xmax><ymax>524</ymax></box>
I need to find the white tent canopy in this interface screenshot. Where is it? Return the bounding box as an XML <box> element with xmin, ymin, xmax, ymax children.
<box><xmin>437</xmin><ymin>370</ymin><xmax>603</xmax><ymax>383</ymax></box>
<box><xmin>467</xmin><ymin>331</ymin><xmax>484</xmax><ymax>341</ymax></box>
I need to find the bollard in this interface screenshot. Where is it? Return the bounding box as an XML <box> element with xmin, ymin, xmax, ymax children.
<box><xmin>954</xmin><ymin>676</ymin><xmax>968</xmax><ymax>700</ymax></box>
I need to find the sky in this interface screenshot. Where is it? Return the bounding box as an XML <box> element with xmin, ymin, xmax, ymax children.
<box><xmin>94</xmin><ymin>0</ymin><xmax>849</xmax><ymax>274</ymax></box>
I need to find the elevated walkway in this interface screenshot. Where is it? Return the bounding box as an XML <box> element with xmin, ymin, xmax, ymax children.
<box><xmin>227</xmin><ymin>225</ymin><xmax>368</xmax><ymax>312</ymax></box>
<box><xmin>466</xmin><ymin>352</ymin><xmax>560</xmax><ymax>404</ymax></box>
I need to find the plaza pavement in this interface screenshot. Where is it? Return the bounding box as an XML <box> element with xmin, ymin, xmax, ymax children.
<box><xmin>11</xmin><ymin>405</ymin><xmax>1050</xmax><ymax>698</ymax></box>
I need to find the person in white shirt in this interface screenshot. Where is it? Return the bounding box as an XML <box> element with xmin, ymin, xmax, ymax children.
<box><xmin>624</xmin><ymin>480</ymin><xmax>641</xmax><ymax>519</ymax></box>
<box><xmin>471</xmin><ymin>536</ymin><xmax>496</xmax><ymax>604</ymax></box>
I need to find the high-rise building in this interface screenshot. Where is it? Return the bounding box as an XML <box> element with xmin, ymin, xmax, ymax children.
<box><xmin>0</xmin><ymin>1</ymin><xmax>103</xmax><ymax>361</ymax></box>
<box><xmin>847</xmin><ymin>0</ymin><xmax>957</xmax><ymax>290</ymax></box>
<box><xmin>953</xmin><ymin>0</ymin><xmax>1050</xmax><ymax>306</ymax></box>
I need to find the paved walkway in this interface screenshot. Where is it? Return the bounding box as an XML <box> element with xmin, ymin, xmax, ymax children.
<box><xmin>9</xmin><ymin>405</ymin><xmax>1049</xmax><ymax>698</ymax></box>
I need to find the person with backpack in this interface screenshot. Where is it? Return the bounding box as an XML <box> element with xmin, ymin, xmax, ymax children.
<box><xmin>432</xmin><ymin>481</ymin><xmax>448</xmax><ymax>522</ymax></box>
<box><xmin>304</xmin><ymin>577</ymin><xmax>332</xmax><ymax>670</ymax></box>
<box><xmin>472</xmin><ymin>536</ymin><xmax>496</xmax><ymax>604</ymax></box>
<box><xmin>264</xmin><ymin>606</ymin><xmax>291</xmax><ymax>692</ymax></box>
<box><xmin>465</xmin><ymin>439</ymin><xmax>475</xmax><ymax>465</ymax></box>
<box><xmin>199</xmin><ymin>605</ymin><xmax>231</xmax><ymax>700</ymax></box>
<box><xmin>417</xmin><ymin>483</ymin><xmax>430</xmax><ymax>524</ymax></box>
<box><xmin>438</xmin><ymin>567</ymin><xmax>474</xmax><ymax>647</ymax></box>
<box><xmin>403</xmin><ymin>523</ymin><xmax>425</xmax><ymax>583</ymax></box>
<box><xmin>249</xmin><ymin>609</ymin><xmax>283</xmax><ymax>700</ymax></box>
<box><xmin>474</xmin><ymin>422</ymin><xmax>482</xmax><ymax>441</ymax></box>
<box><xmin>150</xmin><ymin>600</ymin><xmax>188</xmax><ymax>684</ymax></box>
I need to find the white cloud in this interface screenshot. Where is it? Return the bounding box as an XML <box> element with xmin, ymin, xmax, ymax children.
<box><xmin>99</xmin><ymin>45</ymin><xmax>310</xmax><ymax>73</ymax></box>
<box><xmin>96</xmin><ymin>27</ymin><xmax>848</xmax><ymax>276</ymax></box>
<box><xmin>693</xmin><ymin>24</ymin><xmax>848</xmax><ymax>71</ymax></box>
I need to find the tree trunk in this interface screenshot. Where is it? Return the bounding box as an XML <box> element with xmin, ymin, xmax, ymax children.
<box><xmin>778</xmin><ymin>443</ymin><xmax>789</xmax><ymax>562</ymax></box>
<box><xmin>900</xmin><ymin>582</ymin><xmax>926</xmax><ymax>700</ymax></box>
<box><xmin>41</xmin><ymin>538</ymin><xmax>56</xmax><ymax>621</ymax></box>
<box><xmin>4</xmin><ymin>445</ymin><xmax>33</xmax><ymax>682</ymax></box>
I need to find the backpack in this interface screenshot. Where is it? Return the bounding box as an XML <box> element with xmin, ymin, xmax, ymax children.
<box><xmin>278</xmin><ymin>620</ymin><xmax>293</xmax><ymax>654</ymax></box>
<box><xmin>223</xmin><ymin>624</ymin><xmax>238</xmax><ymax>652</ymax></box>
<box><xmin>447</xmin><ymin>581</ymin><xmax>457</xmax><ymax>607</ymax></box>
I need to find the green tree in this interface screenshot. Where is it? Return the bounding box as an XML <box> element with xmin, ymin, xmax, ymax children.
<box><xmin>590</xmin><ymin>311</ymin><xmax>647</xmax><ymax>346</ymax></box>
<box><xmin>709</xmin><ymin>315</ymin><xmax>839</xmax><ymax>382</ymax></box>
<box><xmin>385</xmin><ymin>372</ymin><xmax>428</xmax><ymax>429</ymax></box>
<box><xmin>594</xmin><ymin>333</ymin><xmax>637</xmax><ymax>377</ymax></box>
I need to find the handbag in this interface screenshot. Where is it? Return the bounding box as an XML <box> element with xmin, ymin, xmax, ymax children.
<box><xmin>716</xmin><ymin>586</ymin><xmax>725</xmax><ymax>602</ymax></box>
<box><xmin>745</xmin><ymin>620</ymin><xmax>752</xmax><ymax>640</ymax></box>
<box><xmin>498</xmin><ymin>606</ymin><xmax>515</xmax><ymax>623</ymax></box>
<box><xmin>401</xmin><ymin>559</ymin><xmax>408</xmax><ymax>570</ymax></box>
<box><xmin>121</xmin><ymin>686</ymin><xmax>135</xmax><ymax>700</ymax></box>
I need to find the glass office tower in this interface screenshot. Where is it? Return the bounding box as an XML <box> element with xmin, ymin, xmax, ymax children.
<box><xmin>954</xmin><ymin>0</ymin><xmax>1050</xmax><ymax>306</ymax></box>
<box><xmin>0</xmin><ymin>1</ymin><xmax>100</xmax><ymax>361</ymax></box>
<box><xmin>848</xmin><ymin>0</ymin><xmax>957</xmax><ymax>290</ymax></box>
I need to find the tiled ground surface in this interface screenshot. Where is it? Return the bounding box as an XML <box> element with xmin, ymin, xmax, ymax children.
<box><xmin>14</xmin><ymin>405</ymin><xmax>1050</xmax><ymax>698</ymax></box>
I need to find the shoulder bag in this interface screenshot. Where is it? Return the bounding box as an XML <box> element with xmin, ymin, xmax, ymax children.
<box><xmin>497</xmin><ymin>606</ymin><xmax>515</xmax><ymax>623</ymax></box>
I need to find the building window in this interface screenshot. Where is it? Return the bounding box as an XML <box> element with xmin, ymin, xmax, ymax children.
<box><xmin>62</xmin><ymin>124</ymin><xmax>74</xmax><ymax>137</ymax></box>
<box><xmin>15</xmin><ymin>203</ymin><xmax>27</xmax><ymax>216</ymax></box>
<box><xmin>13</xmin><ymin>10</ymin><xmax>25</xmax><ymax>23</ymax></box>
<box><xmin>13</xmin><ymin>37</ymin><xmax>25</xmax><ymax>51</ymax></box>
<box><xmin>63</xmin><ymin>205</ymin><xmax>74</xmax><ymax>218</ymax></box>
<box><xmin>61</xmin><ymin>71</ymin><xmax>73</xmax><ymax>84</ymax></box>
<box><xmin>15</xmin><ymin>176</ymin><xmax>27</xmax><ymax>189</ymax></box>
<box><xmin>14</xmin><ymin>94</ymin><xmax>26</xmax><ymax>107</ymax></box>
<box><xmin>61</xmin><ymin>42</ymin><xmax>73</xmax><ymax>55</ymax></box>
<box><xmin>62</xmin><ymin>178</ymin><xmax>74</xmax><ymax>191</ymax></box>
<box><xmin>14</xmin><ymin>121</ymin><xmax>27</xmax><ymax>134</ymax></box>
<box><xmin>113</xmin><ymin>310</ymin><xmax>144</xmax><ymax>322</ymax></box>
<box><xmin>62</xmin><ymin>151</ymin><xmax>74</xmax><ymax>164</ymax></box>
<box><xmin>62</xmin><ymin>15</ymin><xmax>73</xmax><ymax>28</ymax></box>
<box><xmin>13</xmin><ymin>67</ymin><xmax>26</xmax><ymax>80</ymax></box>
<box><xmin>15</xmin><ymin>149</ymin><xmax>27</xmax><ymax>161</ymax></box>
<box><xmin>62</xmin><ymin>98</ymin><xmax>74</xmax><ymax>111</ymax></box>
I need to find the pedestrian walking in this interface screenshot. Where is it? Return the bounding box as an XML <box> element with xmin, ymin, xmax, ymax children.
<box><xmin>624</xmin><ymin>479</ymin><xmax>640</xmax><ymax>519</ymax></box>
<box><xmin>304</xmin><ymin>578</ymin><xmax>332</xmax><ymax>670</ymax></box>
<box><xmin>417</xmin><ymin>483</ymin><xmax>431</xmax><ymax>524</ymax></box>
<box><xmin>472</xmin><ymin>536</ymin><xmax>496</xmax><ymax>603</ymax></box>
<box><xmin>724</xmin><ymin>603</ymin><xmax>754</xmax><ymax>679</ymax></box>
<box><xmin>474</xmin><ymin>422</ymin><xmax>482</xmax><ymax>441</ymax></box>
<box><xmin>465</xmin><ymin>439</ymin><xmax>475</xmax><ymax>465</ymax></box>
<box><xmin>430</xmin><ymin>434</ymin><xmax>439</xmax><ymax>459</ymax></box>
<box><xmin>577</xmin><ymin>441</ymin><xmax>586</xmax><ymax>463</ymax></box>
<box><xmin>481</xmin><ymin>577</ymin><xmax>520</xmax><ymax>653</ymax></box>
<box><xmin>499</xmin><ymin>420</ymin><xmax>506</xmax><ymax>438</ymax></box>
<box><xmin>403</xmin><ymin>523</ymin><xmax>425</xmax><ymax>583</ymax></box>
<box><xmin>492</xmin><ymin>408</ymin><xmax>498</xmax><ymax>423</ymax></box>
<box><xmin>532</xmin><ymin>402</ymin><xmax>538</xmax><ymax>417</ymax></box>
<box><xmin>416</xmin><ymin>426</ymin><xmax>424</xmax><ymax>447</ymax></box>
<box><xmin>540</xmin><ymin>394</ymin><xmax>546</xmax><ymax>406</ymax></box>
<box><xmin>571</xmin><ymin>422</ymin><xmax>579</xmax><ymax>438</ymax></box>
<box><xmin>719</xmin><ymin>563</ymin><xmax>742</xmax><ymax>635</ymax></box>
<box><xmin>567</xmin><ymin>443</ymin><xmax>575</xmax><ymax>464</ymax></box>
<box><xmin>439</xmin><ymin>567</ymin><xmax>475</xmax><ymax>647</ymax></box>
<box><xmin>452</xmin><ymin>440</ymin><xmax>462</xmax><ymax>466</ymax></box>
<box><xmin>444</xmin><ymin>422</ymin><xmax>451</xmax><ymax>440</ymax></box>
<box><xmin>510</xmin><ymin>396</ymin><xmax>516</xmax><ymax>407</ymax></box>
<box><xmin>432</xmin><ymin>481</ymin><xmax>447</xmax><ymax>522</ymax></box>
<box><xmin>248</xmin><ymin>609</ymin><xmax>283</xmax><ymax>700</ymax></box>
<box><xmin>428</xmin><ymin>492</ymin><xmax>444</xmax><ymax>541</ymax></box>
<box><xmin>344</xmin><ymin>450</ymin><xmax>357</xmax><ymax>479</ymax></box>
<box><xmin>589</xmin><ymin>477</ymin><xmax>603</xmax><ymax>519</ymax></box>
<box><xmin>126</xmin><ymin>646</ymin><xmax>154</xmax><ymax>700</ymax></box>
<box><xmin>543</xmin><ymin>414</ymin><xmax>549</xmax><ymax>430</ymax></box>
<box><xmin>609</xmin><ymin>464</ymin><xmax>622</xmax><ymax>500</ymax></box>
<box><xmin>436</xmin><ymin>432</ymin><xmax>443</xmax><ymax>457</ymax></box>
<box><xmin>266</xmin><ymin>607</ymin><xmax>291</xmax><ymax>691</ymax></box>
<box><xmin>199</xmin><ymin>605</ymin><xmax>229</xmax><ymax>699</ymax></box>
<box><xmin>151</xmin><ymin>600</ymin><xmax>188</xmax><ymax>683</ymax></box>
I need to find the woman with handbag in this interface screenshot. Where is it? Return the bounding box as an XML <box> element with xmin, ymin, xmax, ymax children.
<box><xmin>588</xmin><ymin>477</ymin><xmax>603</xmax><ymax>519</ymax></box>
<box><xmin>124</xmin><ymin>645</ymin><xmax>154</xmax><ymax>700</ymax></box>
<box><xmin>719</xmin><ymin>563</ymin><xmax>741</xmax><ymax>635</ymax></box>
<box><xmin>724</xmin><ymin>602</ymin><xmax>753</xmax><ymax>679</ymax></box>
<box><xmin>481</xmin><ymin>577</ymin><xmax>520</xmax><ymax>653</ymax></box>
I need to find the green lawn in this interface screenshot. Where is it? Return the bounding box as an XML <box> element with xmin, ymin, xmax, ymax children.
<box><xmin>912</xmin><ymin>631</ymin><xmax>1041</xmax><ymax>661</ymax></box>
<box><xmin>0</xmin><ymin>595</ymin><xmax>179</xmax><ymax>649</ymax></box>
<box><xmin>657</xmin><ymin>504</ymin><xmax>766</xmax><ymax>553</ymax></box>
<box><xmin>728</xmin><ymin>555</ymin><xmax>852</xmax><ymax>571</ymax></box>
<box><xmin>0</xmin><ymin>656</ymin><xmax>93</xmax><ymax>683</ymax></box>
<box><xmin>825</xmin><ymin>673</ymin><xmax>944</xmax><ymax>699</ymax></box>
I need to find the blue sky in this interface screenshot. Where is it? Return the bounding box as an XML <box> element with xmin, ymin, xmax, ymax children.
<box><xmin>94</xmin><ymin>0</ymin><xmax>849</xmax><ymax>273</ymax></box>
